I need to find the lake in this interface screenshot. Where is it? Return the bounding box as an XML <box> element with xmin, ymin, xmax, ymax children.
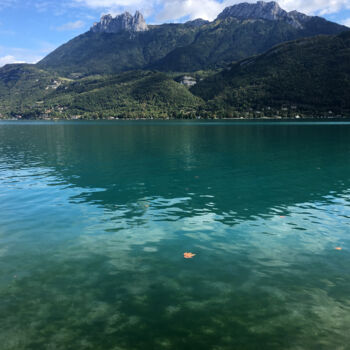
<box><xmin>0</xmin><ymin>120</ymin><xmax>349</xmax><ymax>350</ymax></box>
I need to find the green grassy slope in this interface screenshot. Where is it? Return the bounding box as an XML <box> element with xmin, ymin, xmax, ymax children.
<box><xmin>47</xmin><ymin>71</ymin><xmax>203</xmax><ymax>118</ymax></box>
<box><xmin>0</xmin><ymin>68</ymin><xmax>203</xmax><ymax>119</ymax></box>
<box><xmin>0</xmin><ymin>64</ymin><xmax>64</xmax><ymax>117</ymax></box>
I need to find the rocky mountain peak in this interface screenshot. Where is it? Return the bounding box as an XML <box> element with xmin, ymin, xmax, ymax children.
<box><xmin>216</xmin><ymin>1</ymin><xmax>308</xmax><ymax>29</ymax></box>
<box><xmin>91</xmin><ymin>11</ymin><xmax>148</xmax><ymax>33</ymax></box>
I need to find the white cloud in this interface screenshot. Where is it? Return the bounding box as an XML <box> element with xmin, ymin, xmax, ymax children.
<box><xmin>56</xmin><ymin>20</ymin><xmax>85</xmax><ymax>31</ymax></box>
<box><xmin>342</xmin><ymin>18</ymin><xmax>350</xmax><ymax>27</ymax></box>
<box><xmin>276</xmin><ymin>0</ymin><xmax>350</xmax><ymax>15</ymax></box>
<box><xmin>34</xmin><ymin>0</ymin><xmax>73</xmax><ymax>15</ymax></box>
<box><xmin>0</xmin><ymin>55</ymin><xmax>24</xmax><ymax>67</ymax></box>
<box><xmin>1</xmin><ymin>0</ymin><xmax>350</xmax><ymax>20</ymax></box>
<box><xmin>157</xmin><ymin>0</ymin><xmax>223</xmax><ymax>21</ymax></box>
<box><xmin>73</xmin><ymin>0</ymin><xmax>223</xmax><ymax>21</ymax></box>
<box><xmin>223</xmin><ymin>0</ymin><xmax>350</xmax><ymax>16</ymax></box>
<box><xmin>0</xmin><ymin>42</ymin><xmax>57</xmax><ymax>67</ymax></box>
<box><xmin>74</xmin><ymin>0</ymin><xmax>144</xmax><ymax>7</ymax></box>
<box><xmin>72</xmin><ymin>0</ymin><xmax>350</xmax><ymax>21</ymax></box>
<box><xmin>0</xmin><ymin>0</ymin><xmax>17</xmax><ymax>9</ymax></box>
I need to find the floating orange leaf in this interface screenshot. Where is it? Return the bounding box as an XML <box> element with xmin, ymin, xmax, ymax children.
<box><xmin>184</xmin><ymin>252</ymin><xmax>196</xmax><ymax>259</ymax></box>
<box><xmin>335</xmin><ymin>247</ymin><xmax>342</xmax><ymax>251</ymax></box>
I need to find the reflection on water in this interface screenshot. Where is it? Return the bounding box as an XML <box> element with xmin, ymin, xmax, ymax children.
<box><xmin>0</xmin><ymin>121</ymin><xmax>350</xmax><ymax>350</ymax></box>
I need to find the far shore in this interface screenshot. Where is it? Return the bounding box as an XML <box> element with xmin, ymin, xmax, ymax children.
<box><xmin>1</xmin><ymin>116</ymin><xmax>350</xmax><ymax>122</ymax></box>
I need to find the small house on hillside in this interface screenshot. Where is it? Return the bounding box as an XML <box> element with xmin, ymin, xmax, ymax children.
<box><xmin>179</xmin><ymin>76</ymin><xmax>197</xmax><ymax>87</ymax></box>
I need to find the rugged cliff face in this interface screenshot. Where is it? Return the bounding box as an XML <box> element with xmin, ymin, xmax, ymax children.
<box><xmin>217</xmin><ymin>1</ymin><xmax>308</xmax><ymax>29</ymax></box>
<box><xmin>91</xmin><ymin>11</ymin><xmax>148</xmax><ymax>33</ymax></box>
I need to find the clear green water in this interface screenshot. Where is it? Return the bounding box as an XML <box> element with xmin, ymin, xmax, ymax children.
<box><xmin>0</xmin><ymin>121</ymin><xmax>350</xmax><ymax>350</ymax></box>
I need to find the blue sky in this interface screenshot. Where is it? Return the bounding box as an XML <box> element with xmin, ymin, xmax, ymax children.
<box><xmin>0</xmin><ymin>0</ymin><xmax>350</xmax><ymax>66</ymax></box>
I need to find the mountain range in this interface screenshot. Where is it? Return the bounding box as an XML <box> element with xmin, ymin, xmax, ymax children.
<box><xmin>38</xmin><ymin>1</ymin><xmax>347</xmax><ymax>75</ymax></box>
<box><xmin>0</xmin><ymin>1</ymin><xmax>349</xmax><ymax>119</ymax></box>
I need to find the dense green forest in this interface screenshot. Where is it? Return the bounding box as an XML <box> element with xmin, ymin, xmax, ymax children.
<box><xmin>0</xmin><ymin>68</ymin><xmax>205</xmax><ymax>119</ymax></box>
<box><xmin>191</xmin><ymin>31</ymin><xmax>350</xmax><ymax>118</ymax></box>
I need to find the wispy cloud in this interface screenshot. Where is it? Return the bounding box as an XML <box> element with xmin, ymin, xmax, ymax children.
<box><xmin>73</xmin><ymin>0</ymin><xmax>144</xmax><ymax>7</ymax></box>
<box><xmin>0</xmin><ymin>0</ymin><xmax>18</xmax><ymax>10</ymax></box>
<box><xmin>156</xmin><ymin>0</ymin><xmax>222</xmax><ymax>21</ymax></box>
<box><xmin>72</xmin><ymin>0</ymin><xmax>350</xmax><ymax>21</ymax></box>
<box><xmin>56</xmin><ymin>20</ymin><xmax>85</xmax><ymax>31</ymax></box>
<box><xmin>1</xmin><ymin>0</ymin><xmax>350</xmax><ymax>19</ymax></box>
<box><xmin>277</xmin><ymin>0</ymin><xmax>350</xmax><ymax>15</ymax></box>
<box><xmin>0</xmin><ymin>42</ymin><xmax>58</xmax><ymax>67</ymax></box>
<box><xmin>342</xmin><ymin>18</ymin><xmax>350</xmax><ymax>27</ymax></box>
<box><xmin>34</xmin><ymin>0</ymin><xmax>74</xmax><ymax>15</ymax></box>
<box><xmin>0</xmin><ymin>55</ymin><xmax>24</xmax><ymax>67</ymax></box>
<box><xmin>2</xmin><ymin>0</ymin><xmax>350</xmax><ymax>22</ymax></box>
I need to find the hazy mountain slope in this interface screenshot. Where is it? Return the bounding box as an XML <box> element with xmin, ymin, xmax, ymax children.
<box><xmin>191</xmin><ymin>31</ymin><xmax>350</xmax><ymax>116</ymax></box>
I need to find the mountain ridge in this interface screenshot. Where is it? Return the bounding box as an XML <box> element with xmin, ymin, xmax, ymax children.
<box><xmin>217</xmin><ymin>1</ymin><xmax>307</xmax><ymax>28</ymax></box>
<box><xmin>37</xmin><ymin>1</ymin><xmax>348</xmax><ymax>76</ymax></box>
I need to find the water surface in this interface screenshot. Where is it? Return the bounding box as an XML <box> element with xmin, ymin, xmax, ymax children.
<box><xmin>0</xmin><ymin>121</ymin><xmax>350</xmax><ymax>350</ymax></box>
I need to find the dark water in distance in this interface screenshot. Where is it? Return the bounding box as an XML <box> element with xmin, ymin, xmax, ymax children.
<box><xmin>0</xmin><ymin>121</ymin><xmax>350</xmax><ymax>350</ymax></box>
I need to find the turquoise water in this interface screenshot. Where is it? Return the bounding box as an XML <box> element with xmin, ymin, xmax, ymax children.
<box><xmin>0</xmin><ymin>121</ymin><xmax>350</xmax><ymax>350</ymax></box>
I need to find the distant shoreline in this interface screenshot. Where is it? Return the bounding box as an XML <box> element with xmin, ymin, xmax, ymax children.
<box><xmin>2</xmin><ymin>116</ymin><xmax>350</xmax><ymax>122</ymax></box>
